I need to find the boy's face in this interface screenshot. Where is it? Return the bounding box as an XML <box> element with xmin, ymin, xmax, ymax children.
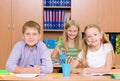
<box><xmin>23</xmin><ymin>27</ymin><xmax>40</xmax><ymax>47</ymax></box>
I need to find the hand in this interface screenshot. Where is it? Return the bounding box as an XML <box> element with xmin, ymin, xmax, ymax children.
<box><xmin>82</xmin><ymin>68</ymin><xmax>91</xmax><ymax>74</ymax></box>
<box><xmin>22</xmin><ymin>65</ymin><xmax>41</xmax><ymax>74</ymax></box>
<box><xmin>69</xmin><ymin>57</ymin><xmax>75</xmax><ymax>64</ymax></box>
<box><xmin>65</xmin><ymin>56</ymin><xmax>74</xmax><ymax>64</ymax></box>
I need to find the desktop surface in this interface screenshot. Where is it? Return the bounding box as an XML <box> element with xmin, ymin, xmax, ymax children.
<box><xmin>0</xmin><ymin>73</ymin><xmax>118</xmax><ymax>81</ymax></box>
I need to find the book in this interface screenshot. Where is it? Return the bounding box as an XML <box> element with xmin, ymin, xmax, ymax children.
<box><xmin>0</xmin><ymin>70</ymin><xmax>10</xmax><ymax>75</ymax></box>
<box><xmin>52</xmin><ymin>10</ymin><xmax>56</xmax><ymax>30</ymax></box>
<box><xmin>111</xmin><ymin>74</ymin><xmax>120</xmax><ymax>79</ymax></box>
<box><xmin>49</xmin><ymin>10</ymin><xmax>53</xmax><ymax>30</ymax></box>
<box><xmin>44</xmin><ymin>10</ymin><xmax>47</xmax><ymax>30</ymax></box>
<box><xmin>109</xmin><ymin>33</ymin><xmax>116</xmax><ymax>50</ymax></box>
<box><xmin>115</xmin><ymin>34</ymin><xmax>120</xmax><ymax>54</ymax></box>
<box><xmin>44</xmin><ymin>0</ymin><xmax>46</xmax><ymax>6</ymax></box>
<box><xmin>56</xmin><ymin>10</ymin><xmax>59</xmax><ymax>29</ymax></box>
<box><xmin>66</xmin><ymin>0</ymin><xmax>71</xmax><ymax>7</ymax></box>
<box><xmin>46</xmin><ymin>10</ymin><xmax>50</xmax><ymax>29</ymax></box>
<box><xmin>80</xmin><ymin>73</ymin><xmax>111</xmax><ymax>76</ymax></box>
<box><xmin>61</xmin><ymin>10</ymin><xmax>65</xmax><ymax>30</ymax></box>
<box><xmin>64</xmin><ymin>12</ymin><xmax>71</xmax><ymax>26</ymax></box>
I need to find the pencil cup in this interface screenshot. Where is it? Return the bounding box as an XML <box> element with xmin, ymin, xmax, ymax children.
<box><xmin>59</xmin><ymin>54</ymin><xmax>66</xmax><ymax>65</ymax></box>
<box><xmin>62</xmin><ymin>64</ymin><xmax>71</xmax><ymax>77</ymax></box>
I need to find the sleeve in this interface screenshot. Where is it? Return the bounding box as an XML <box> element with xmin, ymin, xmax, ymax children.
<box><xmin>56</xmin><ymin>39</ymin><xmax>62</xmax><ymax>46</ymax></box>
<box><xmin>5</xmin><ymin>42</ymin><xmax>22</xmax><ymax>72</ymax></box>
<box><xmin>39</xmin><ymin>41</ymin><xmax>53</xmax><ymax>74</ymax></box>
<box><xmin>77</xmin><ymin>50</ymin><xmax>83</xmax><ymax>59</ymax></box>
<box><xmin>104</xmin><ymin>43</ymin><xmax>113</xmax><ymax>54</ymax></box>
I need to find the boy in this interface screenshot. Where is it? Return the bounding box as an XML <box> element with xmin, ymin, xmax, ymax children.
<box><xmin>6</xmin><ymin>21</ymin><xmax>53</xmax><ymax>74</ymax></box>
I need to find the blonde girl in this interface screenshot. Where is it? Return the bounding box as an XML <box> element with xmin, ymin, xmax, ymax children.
<box><xmin>51</xmin><ymin>20</ymin><xmax>82</xmax><ymax>63</ymax></box>
<box><xmin>71</xmin><ymin>24</ymin><xmax>114</xmax><ymax>74</ymax></box>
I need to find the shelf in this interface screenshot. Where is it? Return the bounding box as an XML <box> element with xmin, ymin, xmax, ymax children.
<box><xmin>44</xmin><ymin>31</ymin><xmax>63</xmax><ymax>39</ymax></box>
<box><xmin>44</xmin><ymin>30</ymin><xmax>64</xmax><ymax>32</ymax></box>
<box><xmin>106</xmin><ymin>32</ymin><xmax>120</xmax><ymax>34</ymax></box>
<box><xmin>43</xmin><ymin>0</ymin><xmax>71</xmax><ymax>40</ymax></box>
<box><xmin>44</xmin><ymin>6</ymin><xmax>71</xmax><ymax>9</ymax></box>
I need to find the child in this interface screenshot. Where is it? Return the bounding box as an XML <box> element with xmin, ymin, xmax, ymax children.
<box><xmin>71</xmin><ymin>24</ymin><xmax>114</xmax><ymax>74</ymax></box>
<box><xmin>6</xmin><ymin>21</ymin><xmax>53</xmax><ymax>74</ymax></box>
<box><xmin>51</xmin><ymin>20</ymin><xmax>82</xmax><ymax>63</ymax></box>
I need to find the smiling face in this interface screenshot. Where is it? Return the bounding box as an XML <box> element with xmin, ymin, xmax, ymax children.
<box><xmin>85</xmin><ymin>27</ymin><xmax>102</xmax><ymax>47</ymax></box>
<box><xmin>23</xmin><ymin>27</ymin><xmax>40</xmax><ymax>48</ymax></box>
<box><xmin>66</xmin><ymin>26</ymin><xmax>78</xmax><ymax>40</ymax></box>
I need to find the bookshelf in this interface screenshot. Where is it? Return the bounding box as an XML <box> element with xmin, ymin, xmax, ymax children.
<box><xmin>43</xmin><ymin>0</ymin><xmax>71</xmax><ymax>40</ymax></box>
<box><xmin>106</xmin><ymin>32</ymin><xmax>120</xmax><ymax>54</ymax></box>
<box><xmin>42</xmin><ymin>0</ymin><xmax>120</xmax><ymax>66</ymax></box>
<box><xmin>42</xmin><ymin>0</ymin><xmax>120</xmax><ymax>55</ymax></box>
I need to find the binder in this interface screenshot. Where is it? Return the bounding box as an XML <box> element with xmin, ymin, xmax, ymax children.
<box><xmin>109</xmin><ymin>33</ymin><xmax>116</xmax><ymax>50</ymax></box>
<box><xmin>115</xmin><ymin>34</ymin><xmax>120</xmax><ymax>54</ymax></box>
<box><xmin>0</xmin><ymin>69</ymin><xmax>10</xmax><ymax>75</ymax></box>
<box><xmin>44</xmin><ymin>10</ymin><xmax>47</xmax><ymax>30</ymax></box>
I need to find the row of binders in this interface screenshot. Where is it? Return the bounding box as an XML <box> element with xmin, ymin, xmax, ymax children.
<box><xmin>43</xmin><ymin>33</ymin><xmax>120</xmax><ymax>54</ymax></box>
<box><xmin>44</xmin><ymin>9</ymin><xmax>71</xmax><ymax>30</ymax></box>
<box><xmin>108</xmin><ymin>33</ymin><xmax>120</xmax><ymax>54</ymax></box>
<box><xmin>44</xmin><ymin>0</ymin><xmax>71</xmax><ymax>7</ymax></box>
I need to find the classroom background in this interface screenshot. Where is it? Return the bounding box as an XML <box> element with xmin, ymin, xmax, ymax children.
<box><xmin>0</xmin><ymin>0</ymin><xmax>120</xmax><ymax>70</ymax></box>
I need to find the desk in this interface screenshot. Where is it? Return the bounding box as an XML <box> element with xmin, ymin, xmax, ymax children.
<box><xmin>0</xmin><ymin>73</ymin><xmax>117</xmax><ymax>81</ymax></box>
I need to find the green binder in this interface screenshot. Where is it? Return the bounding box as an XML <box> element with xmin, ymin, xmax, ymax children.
<box><xmin>115</xmin><ymin>34</ymin><xmax>120</xmax><ymax>54</ymax></box>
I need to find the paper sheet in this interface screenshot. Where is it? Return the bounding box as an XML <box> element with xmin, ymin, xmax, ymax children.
<box><xmin>80</xmin><ymin>73</ymin><xmax>107</xmax><ymax>76</ymax></box>
<box><xmin>16</xmin><ymin>74</ymin><xmax>39</xmax><ymax>78</ymax></box>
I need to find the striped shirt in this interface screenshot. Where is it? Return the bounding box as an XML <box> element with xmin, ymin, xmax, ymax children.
<box><xmin>57</xmin><ymin>40</ymin><xmax>80</xmax><ymax>59</ymax></box>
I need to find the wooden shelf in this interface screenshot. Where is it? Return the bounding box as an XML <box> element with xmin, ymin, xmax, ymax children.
<box><xmin>43</xmin><ymin>30</ymin><xmax>63</xmax><ymax>39</ymax></box>
<box><xmin>44</xmin><ymin>30</ymin><xmax>64</xmax><ymax>32</ymax></box>
<box><xmin>44</xmin><ymin>6</ymin><xmax>71</xmax><ymax>9</ymax></box>
<box><xmin>43</xmin><ymin>1</ymin><xmax>71</xmax><ymax>40</ymax></box>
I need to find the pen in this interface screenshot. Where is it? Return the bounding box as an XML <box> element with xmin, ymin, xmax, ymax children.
<box><xmin>30</xmin><ymin>65</ymin><xmax>34</xmax><ymax>67</ymax></box>
<box><xmin>40</xmin><ymin>59</ymin><xmax>42</xmax><ymax>63</ymax></box>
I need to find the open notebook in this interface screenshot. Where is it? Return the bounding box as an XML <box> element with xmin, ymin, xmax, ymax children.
<box><xmin>80</xmin><ymin>69</ymin><xmax>120</xmax><ymax>76</ymax></box>
<box><xmin>80</xmin><ymin>73</ymin><xmax>110</xmax><ymax>76</ymax></box>
<box><xmin>15</xmin><ymin>73</ymin><xmax>44</xmax><ymax>78</ymax></box>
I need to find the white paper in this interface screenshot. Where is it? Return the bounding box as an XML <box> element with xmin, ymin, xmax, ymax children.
<box><xmin>90</xmin><ymin>73</ymin><xmax>106</xmax><ymax>76</ymax></box>
<box><xmin>80</xmin><ymin>73</ymin><xmax>106</xmax><ymax>76</ymax></box>
<box><xmin>16</xmin><ymin>74</ymin><xmax>39</xmax><ymax>78</ymax></box>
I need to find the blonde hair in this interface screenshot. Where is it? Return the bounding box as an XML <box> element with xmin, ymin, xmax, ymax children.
<box><xmin>82</xmin><ymin>24</ymin><xmax>114</xmax><ymax>67</ymax></box>
<box><xmin>22</xmin><ymin>21</ymin><xmax>40</xmax><ymax>34</ymax></box>
<box><xmin>62</xmin><ymin>20</ymin><xmax>82</xmax><ymax>51</ymax></box>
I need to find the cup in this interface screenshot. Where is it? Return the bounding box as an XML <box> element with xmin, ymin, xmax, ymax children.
<box><xmin>59</xmin><ymin>54</ymin><xmax>66</xmax><ymax>65</ymax></box>
<box><xmin>62</xmin><ymin>64</ymin><xmax>71</xmax><ymax>77</ymax></box>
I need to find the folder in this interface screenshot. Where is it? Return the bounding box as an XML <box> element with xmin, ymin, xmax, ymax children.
<box><xmin>0</xmin><ymin>70</ymin><xmax>10</xmax><ymax>75</ymax></box>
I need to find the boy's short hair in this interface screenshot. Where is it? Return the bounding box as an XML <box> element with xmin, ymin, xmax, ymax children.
<box><xmin>22</xmin><ymin>21</ymin><xmax>40</xmax><ymax>34</ymax></box>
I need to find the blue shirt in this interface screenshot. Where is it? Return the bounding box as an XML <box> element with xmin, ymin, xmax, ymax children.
<box><xmin>6</xmin><ymin>40</ymin><xmax>53</xmax><ymax>73</ymax></box>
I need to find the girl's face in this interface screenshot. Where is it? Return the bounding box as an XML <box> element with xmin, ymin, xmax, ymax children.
<box><xmin>85</xmin><ymin>28</ymin><xmax>102</xmax><ymax>47</ymax></box>
<box><xmin>23</xmin><ymin>27</ymin><xmax>40</xmax><ymax>47</ymax></box>
<box><xmin>66</xmin><ymin>26</ymin><xmax>78</xmax><ymax>40</ymax></box>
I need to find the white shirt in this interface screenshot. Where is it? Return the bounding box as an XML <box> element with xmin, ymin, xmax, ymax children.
<box><xmin>78</xmin><ymin>43</ymin><xmax>112</xmax><ymax>68</ymax></box>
